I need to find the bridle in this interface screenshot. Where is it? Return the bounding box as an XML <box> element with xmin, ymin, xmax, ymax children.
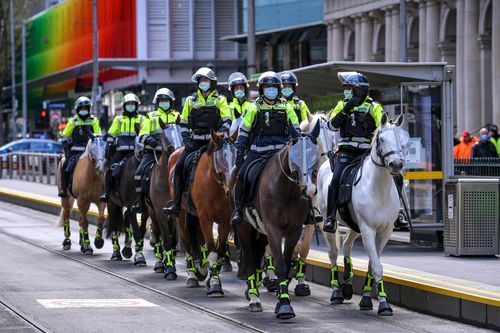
<box><xmin>371</xmin><ymin>125</ymin><xmax>404</xmax><ymax>168</ymax></box>
<box><xmin>209</xmin><ymin>135</ymin><xmax>234</xmax><ymax>192</ymax></box>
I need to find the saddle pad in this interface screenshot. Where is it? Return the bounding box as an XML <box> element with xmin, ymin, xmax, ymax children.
<box><xmin>243</xmin><ymin>155</ymin><xmax>272</xmax><ymax>204</ymax></box>
<box><xmin>111</xmin><ymin>154</ymin><xmax>133</xmax><ymax>179</ymax></box>
<box><xmin>65</xmin><ymin>153</ymin><xmax>82</xmax><ymax>173</ymax></box>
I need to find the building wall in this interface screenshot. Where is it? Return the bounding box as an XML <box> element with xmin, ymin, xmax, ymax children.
<box><xmin>324</xmin><ymin>0</ymin><xmax>498</xmax><ymax>135</ymax></box>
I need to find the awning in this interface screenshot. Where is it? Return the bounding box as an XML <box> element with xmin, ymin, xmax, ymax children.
<box><xmin>220</xmin><ymin>21</ymin><xmax>324</xmax><ymax>43</ymax></box>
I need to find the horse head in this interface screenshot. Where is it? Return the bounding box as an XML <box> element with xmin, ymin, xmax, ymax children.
<box><xmin>210</xmin><ymin>130</ymin><xmax>237</xmax><ymax>195</ymax></box>
<box><xmin>373</xmin><ymin>113</ymin><xmax>410</xmax><ymax>175</ymax></box>
<box><xmin>287</xmin><ymin>121</ymin><xmax>321</xmax><ymax>197</ymax></box>
<box><xmin>87</xmin><ymin>135</ymin><xmax>106</xmax><ymax>176</ymax></box>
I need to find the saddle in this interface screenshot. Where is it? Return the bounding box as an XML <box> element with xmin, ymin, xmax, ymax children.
<box><xmin>110</xmin><ymin>153</ymin><xmax>134</xmax><ymax>189</ymax></box>
<box><xmin>66</xmin><ymin>153</ymin><xmax>83</xmax><ymax>197</ymax></box>
<box><xmin>337</xmin><ymin>152</ymin><xmax>370</xmax><ymax>233</ymax></box>
<box><xmin>181</xmin><ymin>146</ymin><xmax>208</xmax><ymax>211</ymax></box>
<box><xmin>242</xmin><ymin>153</ymin><xmax>273</xmax><ymax>204</ymax></box>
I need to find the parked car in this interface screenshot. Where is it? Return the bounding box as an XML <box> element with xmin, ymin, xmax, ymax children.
<box><xmin>0</xmin><ymin>139</ymin><xmax>63</xmax><ymax>155</ymax></box>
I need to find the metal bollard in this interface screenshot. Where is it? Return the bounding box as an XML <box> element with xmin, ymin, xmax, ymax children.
<box><xmin>38</xmin><ymin>155</ymin><xmax>43</xmax><ymax>183</ymax></box>
<box><xmin>13</xmin><ymin>155</ymin><xmax>19</xmax><ymax>179</ymax></box>
<box><xmin>1</xmin><ymin>155</ymin><xmax>7</xmax><ymax>179</ymax></box>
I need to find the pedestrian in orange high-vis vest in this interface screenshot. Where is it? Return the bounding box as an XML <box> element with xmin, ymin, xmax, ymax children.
<box><xmin>453</xmin><ymin>130</ymin><xmax>479</xmax><ymax>159</ymax></box>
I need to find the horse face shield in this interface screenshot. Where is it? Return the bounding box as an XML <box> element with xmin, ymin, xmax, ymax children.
<box><xmin>377</xmin><ymin>127</ymin><xmax>410</xmax><ymax>175</ymax></box>
<box><xmin>317</xmin><ymin>119</ymin><xmax>335</xmax><ymax>156</ymax></box>
<box><xmin>289</xmin><ymin>136</ymin><xmax>321</xmax><ymax>197</ymax></box>
<box><xmin>164</xmin><ymin>124</ymin><xmax>184</xmax><ymax>150</ymax></box>
<box><xmin>214</xmin><ymin>142</ymin><xmax>237</xmax><ymax>194</ymax></box>
<box><xmin>90</xmin><ymin>137</ymin><xmax>106</xmax><ymax>175</ymax></box>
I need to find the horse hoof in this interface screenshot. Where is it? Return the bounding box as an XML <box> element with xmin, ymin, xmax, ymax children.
<box><xmin>134</xmin><ymin>253</ymin><xmax>146</xmax><ymax>267</ymax></box>
<box><xmin>186</xmin><ymin>277</ymin><xmax>200</xmax><ymax>288</ymax></box>
<box><xmin>342</xmin><ymin>283</ymin><xmax>354</xmax><ymax>300</ymax></box>
<box><xmin>94</xmin><ymin>237</ymin><xmax>104</xmax><ymax>249</ymax></box>
<box><xmin>249</xmin><ymin>302</ymin><xmax>263</xmax><ymax>312</ymax></box>
<box><xmin>274</xmin><ymin>302</ymin><xmax>295</xmax><ymax>320</ymax></box>
<box><xmin>221</xmin><ymin>258</ymin><xmax>233</xmax><ymax>272</ymax></box>
<box><xmin>111</xmin><ymin>250</ymin><xmax>122</xmax><ymax>261</ymax></box>
<box><xmin>121</xmin><ymin>247</ymin><xmax>132</xmax><ymax>259</ymax></box>
<box><xmin>262</xmin><ymin>276</ymin><xmax>269</xmax><ymax>287</ymax></box>
<box><xmin>359</xmin><ymin>296</ymin><xmax>373</xmax><ymax>310</ymax></box>
<box><xmin>154</xmin><ymin>261</ymin><xmax>165</xmax><ymax>273</ymax></box>
<box><xmin>62</xmin><ymin>239</ymin><xmax>71</xmax><ymax>251</ymax></box>
<box><xmin>207</xmin><ymin>282</ymin><xmax>224</xmax><ymax>297</ymax></box>
<box><xmin>164</xmin><ymin>267</ymin><xmax>177</xmax><ymax>281</ymax></box>
<box><xmin>267</xmin><ymin>279</ymin><xmax>278</xmax><ymax>292</ymax></box>
<box><xmin>294</xmin><ymin>283</ymin><xmax>311</xmax><ymax>297</ymax></box>
<box><xmin>81</xmin><ymin>244</ymin><xmax>93</xmax><ymax>255</ymax></box>
<box><xmin>378</xmin><ymin>301</ymin><xmax>393</xmax><ymax>316</ymax></box>
<box><xmin>330</xmin><ymin>289</ymin><xmax>344</xmax><ymax>305</ymax></box>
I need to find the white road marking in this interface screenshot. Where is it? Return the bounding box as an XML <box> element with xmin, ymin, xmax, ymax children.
<box><xmin>37</xmin><ymin>299</ymin><xmax>158</xmax><ymax>308</ymax></box>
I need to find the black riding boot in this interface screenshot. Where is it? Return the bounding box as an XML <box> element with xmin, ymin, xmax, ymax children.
<box><xmin>163</xmin><ymin>174</ymin><xmax>183</xmax><ymax>217</ymax></box>
<box><xmin>323</xmin><ymin>183</ymin><xmax>338</xmax><ymax>233</ymax></box>
<box><xmin>99</xmin><ymin>171</ymin><xmax>113</xmax><ymax>202</ymax></box>
<box><xmin>230</xmin><ymin>178</ymin><xmax>245</xmax><ymax>226</ymax></box>
<box><xmin>58</xmin><ymin>169</ymin><xmax>69</xmax><ymax>197</ymax></box>
<box><xmin>131</xmin><ymin>178</ymin><xmax>144</xmax><ymax>213</ymax></box>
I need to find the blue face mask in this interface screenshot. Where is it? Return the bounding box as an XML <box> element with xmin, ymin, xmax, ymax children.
<box><xmin>344</xmin><ymin>89</ymin><xmax>353</xmax><ymax>100</ymax></box>
<box><xmin>481</xmin><ymin>134</ymin><xmax>490</xmax><ymax>141</ymax></box>
<box><xmin>125</xmin><ymin>104</ymin><xmax>136</xmax><ymax>113</ymax></box>
<box><xmin>199</xmin><ymin>82</ymin><xmax>211</xmax><ymax>92</ymax></box>
<box><xmin>234</xmin><ymin>90</ymin><xmax>245</xmax><ymax>100</ymax></box>
<box><xmin>78</xmin><ymin>110</ymin><xmax>89</xmax><ymax>117</ymax></box>
<box><xmin>282</xmin><ymin>87</ymin><xmax>294</xmax><ymax>98</ymax></box>
<box><xmin>263</xmin><ymin>87</ymin><xmax>279</xmax><ymax>100</ymax></box>
<box><xmin>159</xmin><ymin>102</ymin><xmax>170</xmax><ymax>111</ymax></box>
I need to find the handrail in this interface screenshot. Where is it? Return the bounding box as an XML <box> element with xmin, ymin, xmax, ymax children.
<box><xmin>0</xmin><ymin>152</ymin><xmax>62</xmax><ymax>185</ymax></box>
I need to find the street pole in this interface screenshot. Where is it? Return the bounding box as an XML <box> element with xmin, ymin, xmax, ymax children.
<box><xmin>9</xmin><ymin>0</ymin><xmax>17</xmax><ymax>140</ymax></box>
<box><xmin>400</xmin><ymin>0</ymin><xmax>408</xmax><ymax>62</ymax></box>
<box><xmin>91</xmin><ymin>0</ymin><xmax>99</xmax><ymax>115</ymax></box>
<box><xmin>22</xmin><ymin>19</ymin><xmax>27</xmax><ymax>138</ymax></box>
<box><xmin>247</xmin><ymin>0</ymin><xmax>256</xmax><ymax>77</ymax></box>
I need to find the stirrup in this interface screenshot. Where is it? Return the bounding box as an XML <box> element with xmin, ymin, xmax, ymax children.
<box><xmin>99</xmin><ymin>193</ymin><xmax>109</xmax><ymax>203</ymax></box>
<box><xmin>58</xmin><ymin>189</ymin><xmax>68</xmax><ymax>198</ymax></box>
<box><xmin>230</xmin><ymin>209</ymin><xmax>244</xmax><ymax>226</ymax></box>
<box><xmin>163</xmin><ymin>201</ymin><xmax>179</xmax><ymax>216</ymax></box>
<box><xmin>323</xmin><ymin>216</ymin><xmax>337</xmax><ymax>233</ymax></box>
<box><xmin>131</xmin><ymin>200</ymin><xmax>143</xmax><ymax>213</ymax></box>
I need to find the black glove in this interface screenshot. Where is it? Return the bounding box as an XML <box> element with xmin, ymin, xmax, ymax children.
<box><xmin>235</xmin><ymin>149</ymin><xmax>245</xmax><ymax>169</ymax></box>
<box><xmin>145</xmin><ymin>136</ymin><xmax>159</xmax><ymax>148</ymax></box>
<box><xmin>342</xmin><ymin>98</ymin><xmax>359</xmax><ymax>114</ymax></box>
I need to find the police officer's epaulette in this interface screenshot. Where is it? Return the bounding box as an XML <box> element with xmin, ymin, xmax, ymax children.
<box><xmin>293</xmin><ymin>96</ymin><xmax>300</xmax><ymax>103</ymax></box>
<box><xmin>191</xmin><ymin>92</ymin><xmax>198</xmax><ymax>101</ymax></box>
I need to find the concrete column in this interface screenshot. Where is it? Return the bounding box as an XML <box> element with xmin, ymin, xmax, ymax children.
<box><xmin>360</xmin><ymin>14</ymin><xmax>373</xmax><ymax>61</ymax></box>
<box><xmin>384</xmin><ymin>7</ymin><xmax>393</xmax><ymax>61</ymax></box>
<box><xmin>327</xmin><ymin>21</ymin><xmax>334</xmax><ymax>61</ymax></box>
<box><xmin>332</xmin><ymin>20</ymin><xmax>344</xmax><ymax>61</ymax></box>
<box><xmin>418</xmin><ymin>1</ymin><xmax>427</xmax><ymax>62</ymax></box>
<box><xmin>463</xmin><ymin>0</ymin><xmax>481</xmax><ymax>132</ymax></box>
<box><xmin>455</xmin><ymin>0</ymin><xmax>465</xmax><ymax>134</ymax></box>
<box><xmin>425</xmin><ymin>0</ymin><xmax>440</xmax><ymax>61</ymax></box>
<box><xmin>391</xmin><ymin>5</ymin><xmax>400</xmax><ymax>61</ymax></box>
<box><xmin>492</xmin><ymin>0</ymin><xmax>500</xmax><ymax>126</ymax></box>
<box><xmin>478</xmin><ymin>35</ymin><xmax>492</xmax><ymax>126</ymax></box>
<box><xmin>354</xmin><ymin>15</ymin><xmax>362</xmax><ymax>61</ymax></box>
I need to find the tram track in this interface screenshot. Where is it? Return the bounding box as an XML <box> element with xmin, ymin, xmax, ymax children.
<box><xmin>0</xmin><ymin>228</ymin><xmax>264</xmax><ymax>333</ymax></box>
<box><xmin>0</xmin><ymin>298</ymin><xmax>54</xmax><ymax>333</ymax></box>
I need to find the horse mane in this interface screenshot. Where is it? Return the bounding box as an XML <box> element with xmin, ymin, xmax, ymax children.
<box><xmin>206</xmin><ymin>139</ymin><xmax>215</xmax><ymax>155</ymax></box>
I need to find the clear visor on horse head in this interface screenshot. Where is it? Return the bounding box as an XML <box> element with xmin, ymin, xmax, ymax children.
<box><xmin>289</xmin><ymin>136</ymin><xmax>321</xmax><ymax>177</ymax></box>
<box><xmin>318</xmin><ymin>120</ymin><xmax>334</xmax><ymax>155</ymax></box>
<box><xmin>214</xmin><ymin>142</ymin><xmax>237</xmax><ymax>174</ymax></box>
<box><xmin>91</xmin><ymin>137</ymin><xmax>106</xmax><ymax>158</ymax></box>
<box><xmin>230</xmin><ymin>118</ymin><xmax>242</xmax><ymax>136</ymax></box>
<box><xmin>382</xmin><ymin>127</ymin><xmax>411</xmax><ymax>157</ymax></box>
<box><xmin>164</xmin><ymin>124</ymin><xmax>184</xmax><ymax>150</ymax></box>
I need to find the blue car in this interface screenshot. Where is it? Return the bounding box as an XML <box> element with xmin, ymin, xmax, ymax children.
<box><xmin>0</xmin><ymin>139</ymin><xmax>63</xmax><ymax>155</ymax></box>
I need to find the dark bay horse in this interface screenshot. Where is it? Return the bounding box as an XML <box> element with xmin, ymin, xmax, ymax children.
<box><xmin>236</xmin><ymin>122</ymin><xmax>321</xmax><ymax>319</ymax></box>
<box><xmin>56</xmin><ymin>136</ymin><xmax>106</xmax><ymax>254</ymax></box>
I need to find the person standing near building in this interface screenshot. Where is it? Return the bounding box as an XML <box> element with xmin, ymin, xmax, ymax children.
<box><xmin>489</xmin><ymin>124</ymin><xmax>500</xmax><ymax>157</ymax></box>
<box><xmin>471</xmin><ymin>128</ymin><xmax>498</xmax><ymax>158</ymax></box>
<box><xmin>280</xmin><ymin>71</ymin><xmax>310</xmax><ymax>124</ymax></box>
<box><xmin>453</xmin><ymin>131</ymin><xmax>478</xmax><ymax>159</ymax></box>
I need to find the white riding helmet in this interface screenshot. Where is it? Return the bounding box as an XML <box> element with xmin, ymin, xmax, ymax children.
<box><xmin>191</xmin><ymin>67</ymin><xmax>217</xmax><ymax>83</ymax></box>
<box><xmin>122</xmin><ymin>93</ymin><xmax>141</xmax><ymax>108</ymax></box>
<box><xmin>75</xmin><ymin>96</ymin><xmax>92</xmax><ymax>111</ymax></box>
<box><xmin>152</xmin><ymin>88</ymin><xmax>175</xmax><ymax>104</ymax></box>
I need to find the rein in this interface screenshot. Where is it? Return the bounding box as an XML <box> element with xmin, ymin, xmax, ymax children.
<box><xmin>277</xmin><ymin>145</ymin><xmax>301</xmax><ymax>187</ymax></box>
<box><xmin>207</xmin><ymin>151</ymin><xmax>226</xmax><ymax>190</ymax></box>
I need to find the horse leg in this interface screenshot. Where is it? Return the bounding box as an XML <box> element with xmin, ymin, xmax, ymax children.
<box><xmin>130</xmin><ymin>210</ymin><xmax>146</xmax><ymax>267</ymax></box>
<box><xmin>60</xmin><ymin>197</ymin><xmax>74</xmax><ymax>250</ymax></box>
<box><xmin>160</xmin><ymin>214</ymin><xmax>177</xmax><ymax>281</ymax></box>
<box><xmin>94</xmin><ymin>203</ymin><xmax>105</xmax><ymax>249</ymax></box>
<box><xmin>177</xmin><ymin>212</ymin><xmax>198</xmax><ymax>287</ymax></box>
<box><xmin>121</xmin><ymin>210</ymin><xmax>133</xmax><ymax>259</ymax></box>
<box><xmin>199</xmin><ymin>215</ymin><xmax>223</xmax><ymax>297</ymax></box>
<box><xmin>321</xmin><ymin>227</ymin><xmax>343</xmax><ymax>304</ymax></box>
<box><xmin>359</xmin><ymin>226</ymin><xmax>380</xmax><ymax>312</ymax></box>
<box><xmin>293</xmin><ymin>224</ymin><xmax>315</xmax><ymax>296</ymax></box>
<box><xmin>373</xmin><ymin>224</ymin><xmax>394</xmax><ymax>316</ymax></box>
<box><xmin>263</xmin><ymin>244</ymin><xmax>278</xmax><ymax>292</ymax></box>
<box><xmin>149</xmin><ymin>216</ymin><xmax>165</xmax><ymax>273</ymax></box>
<box><xmin>218</xmin><ymin>224</ymin><xmax>233</xmax><ymax>272</ymax></box>
<box><xmin>110</xmin><ymin>230</ymin><xmax>122</xmax><ymax>261</ymax></box>
<box><xmin>341</xmin><ymin>230</ymin><xmax>360</xmax><ymax>300</ymax></box>
<box><xmin>77</xmin><ymin>201</ymin><xmax>93</xmax><ymax>255</ymax></box>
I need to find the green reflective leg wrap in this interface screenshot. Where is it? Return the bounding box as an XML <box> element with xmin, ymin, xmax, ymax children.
<box><xmin>210</xmin><ymin>262</ymin><xmax>221</xmax><ymax>280</ymax></box>
<box><xmin>343</xmin><ymin>256</ymin><xmax>354</xmax><ymax>283</ymax></box>
<box><xmin>165</xmin><ymin>249</ymin><xmax>176</xmax><ymax>268</ymax></box>
<box><xmin>154</xmin><ymin>242</ymin><xmax>163</xmax><ymax>260</ymax></box>
<box><xmin>124</xmin><ymin>226</ymin><xmax>132</xmax><ymax>246</ymax></box>
<box><xmin>64</xmin><ymin>222</ymin><xmax>71</xmax><ymax>238</ymax></box>
<box><xmin>80</xmin><ymin>229</ymin><xmax>90</xmax><ymax>245</ymax></box>
<box><xmin>95</xmin><ymin>227</ymin><xmax>102</xmax><ymax>239</ymax></box>
<box><xmin>278</xmin><ymin>280</ymin><xmax>290</xmax><ymax>300</ymax></box>
<box><xmin>255</xmin><ymin>268</ymin><xmax>264</xmax><ymax>288</ymax></box>
<box><xmin>377</xmin><ymin>280</ymin><xmax>387</xmax><ymax>298</ymax></box>
<box><xmin>186</xmin><ymin>255</ymin><xmax>197</xmax><ymax>273</ymax></box>
<box><xmin>112</xmin><ymin>232</ymin><xmax>119</xmax><ymax>250</ymax></box>
<box><xmin>330</xmin><ymin>265</ymin><xmax>341</xmax><ymax>288</ymax></box>
<box><xmin>200</xmin><ymin>245</ymin><xmax>209</xmax><ymax>267</ymax></box>
<box><xmin>224</xmin><ymin>242</ymin><xmax>230</xmax><ymax>258</ymax></box>
<box><xmin>265</xmin><ymin>255</ymin><xmax>276</xmax><ymax>272</ymax></box>
<box><xmin>135</xmin><ymin>239</ymin><xmax>144</xmax><ymax>253</ymax></box>
<box><xmin>247</xmin><ymin>273</ymin><xmax>260</xmax><ymax>297</ymax></box>
<box><xmin>362</xmin><ymin>272</ymin><xmax>374</xmax><ymax>294</ymax></box>
<box><xmin>295</xmin><ymin>258</ymin><xmax>306</xmax><ymax>279</ymax></box>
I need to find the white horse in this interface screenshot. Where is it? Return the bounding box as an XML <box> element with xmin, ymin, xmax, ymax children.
<box><xmin>317</xmin><ymin>113</ymin><xmax>409</xmax><ymax>316</ymax></box>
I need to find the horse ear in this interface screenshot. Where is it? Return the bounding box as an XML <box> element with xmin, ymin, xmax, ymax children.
<box><xmin>310</xmin><ymin>119</ymin><xmax>320</xmax><ymax>139</ymax></box>
<box><xmin>395</xmin><ymin>113</ymin><xmax>404</xmax><ymax>127</ymax></box>
<box><xmin>381</xmin><ymin>112</ymin><xmax>388</xmax><ymax>126</ymax></box>
<box><xmin>288</xmin><ymin>121</ymin><xmax>300</xmax><ymax>139</ymax></box>
<box><xmin>210</xmin><ymin>129</ymin><xmax>218</xmax><ymax>143</ymax></box>
<box><xmin>230</xmin><ymin>128</ymin><xmax>238</xmax><ymax>142</ymax></box>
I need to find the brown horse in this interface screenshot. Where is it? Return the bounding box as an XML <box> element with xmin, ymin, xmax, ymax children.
<box><xmin>167</xmin><ymin>131</ymin><xmax>236</xmax><ymax>295</ymax></box>
<box><xmin>235</xmin><ymin>122</ymin><xmax>320</xmax><ymax>319</ymax></box>
<box><xmin>147</xmin><ymin>123</ymin><xmax>183</xmax><ymax>277</ymax></box>
<box><xmin>56</xmin><ymin>136</ymin><xmax>106</xmax><ymax>254</ymax></box>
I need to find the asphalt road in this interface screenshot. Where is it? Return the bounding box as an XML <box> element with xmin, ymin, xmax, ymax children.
<box><xmin>0</xmin><ymin>201</ymin><xmax>495</xmax><ymax>333</ymax></box>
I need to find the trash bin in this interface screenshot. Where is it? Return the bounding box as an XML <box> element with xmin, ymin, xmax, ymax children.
<box><xmin>444</xmin><ymin>178</ymin><xmax>499</xmax><ymax>256</ymax></box>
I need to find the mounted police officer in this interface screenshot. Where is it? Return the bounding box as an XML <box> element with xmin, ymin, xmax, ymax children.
<box><xmin>280</xmin><ymin>71</ymin><xmax>310</xmax><ymax>124</ymax></box>
<box><xmin>230</xmin><ymin>71</ymin><xmax>299</xmax><ymax>225</ymax></box>
<box><xmin>131</xmin><ymin>88</ymin><xmax>179</xmax><ymax>213</ymax></box>
<box><xmin>323</xmin><ymin>72</ymin><xmax>383</xmax><ymax>233</ymax></box>
<box><xmin>228</xmin><ymin>72</ymin><xmax>252</xmax><ymax>120</ymax></box>
<box><xmin>163</xmin><ymin>67</ymin><xmax>232</xmax><ymax>216</ymax></box>
<box><xmin>100</xmin><ymin>93</ymin><xmax>145</xmax><ymax>202</ymax></box>
<box><xmin>58</xmin><ymin>96</ymin><xmax>102</xmax><ymax>197</ymax></box>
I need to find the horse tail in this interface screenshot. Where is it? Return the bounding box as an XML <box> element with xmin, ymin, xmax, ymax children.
<box><xmin>56</xmin><ymin>197</ymin><xmax>75</xmax><ymax>227</ymax></box>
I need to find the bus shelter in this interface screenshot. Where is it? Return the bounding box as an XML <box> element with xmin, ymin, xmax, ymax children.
<box><xmin>278</xmin><ymin>61</ymin><xmax>455</xmax><ymax>246</ymax></box>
